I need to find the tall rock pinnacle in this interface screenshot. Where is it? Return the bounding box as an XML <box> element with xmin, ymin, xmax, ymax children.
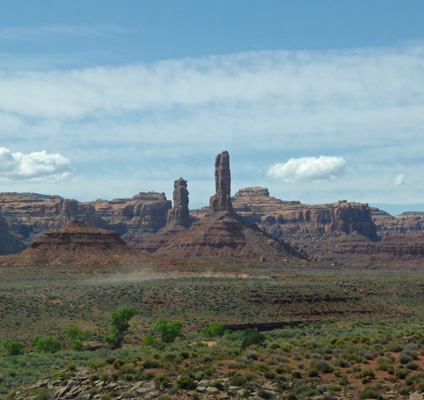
<box><xmin>210</xmin><ymin>151</ymin><xmax>233</xmax><ymax>212</ymax></box>
<box><xmin>167</xmin><ymin>177</ymin><xmax>190</xmax><ymax>227</ymax></box>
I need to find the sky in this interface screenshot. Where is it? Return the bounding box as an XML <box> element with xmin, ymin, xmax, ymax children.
<box><xmin>0</xmin><ymin>1</ymin><xmax>424</xmax><ymax>215</ymax></box>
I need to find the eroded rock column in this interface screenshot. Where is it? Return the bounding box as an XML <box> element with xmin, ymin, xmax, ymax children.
<box><xmin>210</xmin><ymin>151</ymin><xmax>233</xmax><ymax>212</ymax></box>
<box><xmin>167</xmin><ymin>178</ymin><xmax>189</xmax><ymax>227</ymax></box>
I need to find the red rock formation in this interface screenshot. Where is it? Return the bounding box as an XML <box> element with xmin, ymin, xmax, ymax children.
<box><xmin>1</xmin><ymin>221</ymin><xmax>143</xmax><ymax>266</ymax></box>
<box><xmin>372</xmin><ymin>208</ymin><xmax>424</xmax><ymax>238</ymax></box>
<box><xmin>167</xmin><ymin>178</ymin><xmax>189</xmax><ymax>227</ymax></box>
<box><xmin>89</xmin><ymin>192</ymin><xmax>172</xmax><ymax>248</ymax></box>
<box><xmin>139</xmin><ymin>179</ymin><xmax>190</xmax><ymax>253</ymax></box>
<box><xmin>154</xmin><ymin>211</ymin><xmax>309</xmax><ymax>262</ymax></box>
<box><xmin>299</xmin><ymin>232</ymin><xmax>424</xmax><ymax>268</ymax></box>
<box><xmin>232</xmin><ymin>187</ymin><xmax>377</xmax><ymax>239</ymax></box>
<box><xmin>0</xmin><ymin>210</ymin><xmax>27</xmax><ymax>255</ymax></box>
<box><xmin>0</xmin><ymin>192</ymin><xmax>172</xmax><ymax>251</ymax></box>
<box><xmin>210</xmin><ymin>151</ymin><xmax>233</xmax><ymax>212</ymax></box>
<box><xmin>153</xmin><ymin>154</ymin><xmax>309</xmax><ymax>263</ymax></box>
<box><xmin>0</xmin><ymin>193</ymin><xmax>111</xmax><ymax>245</ymax></box>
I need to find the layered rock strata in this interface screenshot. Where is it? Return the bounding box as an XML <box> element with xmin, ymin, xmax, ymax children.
<box><xmin>139</xmin><ymin>179</ymin><xmax>190</xmax><ymax>253</ymax></box>
<box><xmin>0</xmin><ymin>193</ymin><xmax>111</xmax><ymax>244</ymax></box>
<box><xmin>0</xmin><ymin>192</ymin><xmax>172</xmax><ymax>251</ymax></box>
<box><xmin>154</xmin><ymin>153</ymin><xmax>309</xmax><ymax>262</ymax></box>
<box><xmin>1</xmin><ymin>221</ymin><xmax>142</xmax><ymax>266</ymax></box>
<box><xmin>300</xmin><ymin>232</ymin><xmax>424</xmax><ymax>268</ymax></box>
<box><xmin>232</xmin><ymin>187</ymin><xmax>377</xmax><ymax>239</ymax></box>
<box><xmin>89</xmin><ymin>192</ymin><xmax>172</xmax><ymax>248</ymax></box>
<box><xmin>371</xmin><ymin>209</ymin><xmax>424</xmax><ymax>238</ymax></box>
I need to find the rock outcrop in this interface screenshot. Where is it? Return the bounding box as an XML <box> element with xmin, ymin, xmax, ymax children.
<box><xmin>210</xmin><ymin>151</ymin><xmax>232</xmax><ymax>212</ymax></box>
<box><xmin>89</xmin><ymin>192</ymin><xmax>172</xmax><ymax>248</ymax></box>
<box><xmin>372</xmin><ymin>208</ymin><xmax>424</xmax><ymax>238</ymax></box>
<box><xmin>154</xmin><ymin>153</ymin><xmax>309</xmax><ymax>263</ymax></box>
<box><xmin>0</xmin><ymin>192</ymin><xmax>172</xmax><ymax>251</ymax></box>
<box><xmin>299</xmin><ymin>232</ymin><xmax>424</xmax><ymax>268</ymax></box>
<box><xmin>139</xmin><ymin>179</ymin><xmax>190</xmax><ymax>253</ymax></box>
<box><xmin>167</xmin><ymin>178</ymin><xmax>189</xmax><ymax>227</ymax></box>
<box><xmin>154</xmin><ymin>211</ymin><xmax>309</xmax><ymax>262</ymax></box>
<box><xmin>0</xmin><ymin>210</ymin><xmax>27</xmax><ymax>255</ymax></box>
<box><xmin>0</xmin><ymin>193</ymin><xmax>111</xmax><ymax>245</ymax></box>
<box><xmin>232</xmin><ymin>187</ymin><xmax>377</xmax><ymax>239</ymax></box>
<box><xmin>1</xmin><ymin>221</ymin><xmax>142</xmax><ymax>266</ymax></box>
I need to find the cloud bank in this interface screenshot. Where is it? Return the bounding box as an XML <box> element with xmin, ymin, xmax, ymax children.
<box><xmin>0</xmin><ymin>43</ymin><xmax>423</xmax><ymax>208</ymax></box>
<box><xmin>267</xmin><ymin>156</ymin><xmax>347</xmax><ymax>183</ymax></box>
<box><xmin>0</xmin><ymin>147</ymin><xmax>72</xmax><ymax>181</ymax></box>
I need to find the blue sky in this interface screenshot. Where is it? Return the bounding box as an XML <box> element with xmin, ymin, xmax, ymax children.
<box><xmin>0</xmin><ymin>1</ymin><xmax>424</xmax><ymax>215</ymax></box>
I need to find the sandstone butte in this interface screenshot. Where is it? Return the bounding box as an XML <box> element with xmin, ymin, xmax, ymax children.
<box><xmin>152</xmin><ymin>152</ymin><xmax>310</xmax><ymax>263</ymax></box>
<box><xmin>0</xmin><ymin>221</ymin><xmax>143</xmax><ymax>267</ymax></box>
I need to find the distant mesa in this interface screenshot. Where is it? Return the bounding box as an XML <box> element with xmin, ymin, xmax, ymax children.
<box><xmin>1</xmin><ymin>221</ymin><xmax>142</xmax><ymax>266</ymax></box>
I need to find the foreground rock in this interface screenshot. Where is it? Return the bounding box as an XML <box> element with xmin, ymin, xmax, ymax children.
<box><xmin>1</xmin><ymin>221</ymin><xmax>143</xmax><ymax>266</ymax></box>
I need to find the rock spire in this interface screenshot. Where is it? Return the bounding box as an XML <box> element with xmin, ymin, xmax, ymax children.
<box><xmin>210</xmin><ymin>151</ymin><xmax>233</xmax><ymax>212</ymax></box>
<box><xmin>167</xmin><ymin>178</ymin><xmax>190</xmax><ymax>227</ymax></box>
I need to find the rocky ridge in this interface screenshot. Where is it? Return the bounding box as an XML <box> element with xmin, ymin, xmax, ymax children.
<box><xmin>1</xmin><ymin>221</ymin><xmax>142</xmax><ymax>266</ymax></box>
<box><xmin>231</xmin><ymin>187</ymin><xmax>377</xmax><ymax>239</ymax></box>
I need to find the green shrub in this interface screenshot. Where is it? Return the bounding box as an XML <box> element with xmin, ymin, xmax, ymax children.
<box><xmin>154</xmin><ymin>375</ymin><xmax>171</xmax><ymax>389</ymax></box>
<box><xmin>240</xmin><ymin>329</ymin><xmax>266</xmax><ymax>350</ymax></box>
<box><xmin>358</xmin><ymin>385</ymin><xmax>384</xmax><ymax>399</ymax></box>
<box><xmin>360</xmin><ymin>369</ymin><xmax>375</xmax><ymax>379</ymax></box>
<box><xmin>201</xmin><ymin>322</ymin><xmax>225</xmax><ymax>337</ymax></box>
<box><xmin>33</xmin><ymin>336</ymin><xmax>61</xmax><ymax>353</ymax></box>
<box><xmin>1</xmin><ymin>340</ymin><xmax>25</xmax><ymax>356</ymax></box>
<box><xmin>176</xmin><ymin>374</ymin><xmax>195</xmax><ymax>390</ymax></box>
<box><xmin>142</xmin><ymin>333</ymin><xmax>156</xmax><ymax>346</ymax></box>
<box><xmin>154</xmin><ymin>318</ymin><xmax>183</xmax><ymax>343</ymax></box>
<box><xmin>396</xmin><ymin>368</ymin><xmax>409</xmax><ymax>379</ymax></box>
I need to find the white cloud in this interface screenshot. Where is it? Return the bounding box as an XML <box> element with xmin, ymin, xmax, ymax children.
<box><xmin>267</xmin><ymin>156</ymin><xmax>347</xmax><ymax>183</ymax></box>
<box><xmin>0</xmin><ymin>43</ymin><xmax>424</xmax><ymax>208</ymax></box>
<box><xmin>394</xmin><ymin>174</ymin><xmax>406</xmax><ymax>185</ymax></box>
<box><xmin>0</xmin><ymin>147</ymin><xmax>72</xmax><ymax>181</ymax></box>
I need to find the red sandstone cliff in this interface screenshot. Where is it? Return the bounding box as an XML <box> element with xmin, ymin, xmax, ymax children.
<box><xmin>1</xmin><ymin>221</ymin><xmax>143</xmax><ymax>266</ymax></box>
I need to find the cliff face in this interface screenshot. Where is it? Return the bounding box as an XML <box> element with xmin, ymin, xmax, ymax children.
<box><xmin>0</xmin><ymin>193</ymin><xmax>111</xmax><ymax>244</ymax></box>
<box><xmin>89</xmin><ymin>192</ymin><xmax>172</xmax><ymax>248</ymax></box>
<box><xmin>0</xmin><ymin>192</ymin><xmax>172</xmax><ymax>250</ymax></box>
<box><xmin>0</xmin><ymin>210</ymin><xmax>27</xmax><ymax>255</ymax></box>
<box><xmin>1</xmin><ymin>221</ymin><xmax>142</xmax><ymax>266</ymax></box>
<box><xmin>298</xmin><ymin>232</ymin><xmax>424</xmax><ymax>268</ymax></box>
<box><xmin>232</xmin><ymin>187</ymin><xmax>377</xmax><ymax>239</ymax></box>
<box><xmin>372</xmin><ymin>209</ymin><xmax>424</xmax><ymax>238</ymax></box>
